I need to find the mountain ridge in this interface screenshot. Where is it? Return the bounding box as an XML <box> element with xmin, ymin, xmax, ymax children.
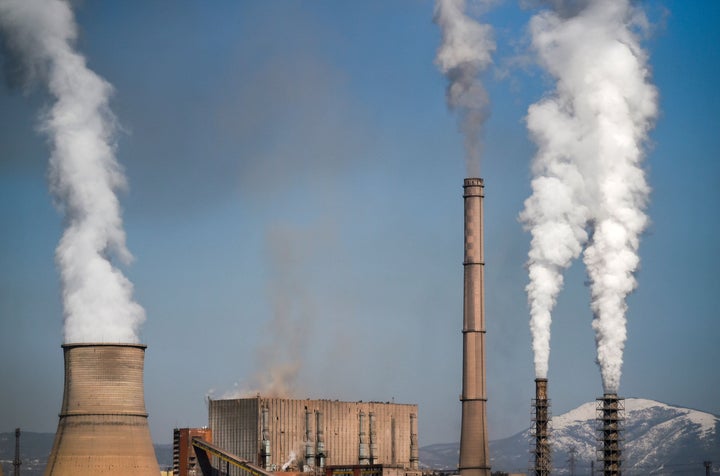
<box><xmin>421</xmin><ymin>398</ymin><xmax>720</xmax><ymax>475</ymax></box>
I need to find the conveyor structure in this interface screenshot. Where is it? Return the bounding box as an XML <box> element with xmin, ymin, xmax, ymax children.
<box><xmin>191</xmin><ymin>437</ymin><xmax>275</xmax><ymax>476</ymax></box>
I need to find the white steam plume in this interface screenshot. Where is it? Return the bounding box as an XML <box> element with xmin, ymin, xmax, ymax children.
<box><xmin>434</xmin><ymin>0</ymin><xmax>495</xmax><ymax>176</ymax></box>
<box><xmin>522</xmin><ymin>0</ymin><xmax>657</xmax><ymax>392</ymax></box>
<box><xmin>0</xmin><ymin>0</ymin><xmax>144</xmax><ymax>343</ymax></box>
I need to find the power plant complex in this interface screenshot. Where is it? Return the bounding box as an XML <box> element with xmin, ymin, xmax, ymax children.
<box><xmin>29</xmin><ymin>178</ymin><xmax>493</xmax><ymax>476</ymax></box>
<box><xmin>15</xmin><ymin>178</ymin><xmax>641</xmax><ymax>476</ymax></box>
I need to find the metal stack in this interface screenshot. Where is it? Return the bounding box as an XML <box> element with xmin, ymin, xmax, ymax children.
<box><xmin>44</xmin><ymin>343</ymin><xmax>160</xmax><ymax>476</ymax></box>
<box><xmin>531</xmin><ymin>378</ymin><xmax>551</xmax><ymax>476</ymax></box>
<box><xmin>597</xmin><ymin>394</ymin><xmax>624</xmax><ymax>476</ymax></box>
<box><xmin>458</xmin><ymin>178</ymin><xmax>491</xmax><ymax>476</ymax></box>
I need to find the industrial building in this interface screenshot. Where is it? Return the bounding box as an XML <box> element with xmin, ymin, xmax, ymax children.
<box><xmin>208</xmin><ymin>397</ymin><xmax>419</xmax><ymax>476</ymax></box>
<box><xmin>174</xmin><ymin>427</ymin><xmax>213</xmax><ymax>476</ymax></box>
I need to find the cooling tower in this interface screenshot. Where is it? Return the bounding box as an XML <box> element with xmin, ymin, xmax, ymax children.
<box><xmin>44</xmin><ymin>343</ymin><xmax>160</xmax><ymax>476</ymax></box>
<box><xmin>459</xmin><ymin>177</ymin><xmax>491</xmax><ymax>476</ymax></box>
<box><xmin>597</xmin><ymin>393</ymin><xmax>624</xmax><ymax>476</ymax></box>
<box><xmin>531</xmin><ymin>378</ymin><xmax>551</xmax><ymax>476</ymax></box>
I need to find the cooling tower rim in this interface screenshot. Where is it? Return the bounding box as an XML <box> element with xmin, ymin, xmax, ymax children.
<box><xmin>61</xmin><ymin>342</ymin><xmax>147</xmax><ymax>350</ymax></box>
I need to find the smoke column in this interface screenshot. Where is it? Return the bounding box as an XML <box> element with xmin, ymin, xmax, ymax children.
<box><xmin>434</xmin><ymin>0</ymin><xmax>495</xmax><ymax>176</ymax></box>
<box><xmin>522</xmin><ymin>0</ymin><xmax>657</xmax><ymax>392</ymax></box>
<box><xmin>0</xmin><ymin>0</ymin><xmax>144</xmax><ymax>343</ymax></box>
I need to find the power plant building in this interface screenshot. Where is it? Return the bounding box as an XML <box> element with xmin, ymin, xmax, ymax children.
<box><xmin>209</xmin><ymin>397</ymin><xmax>419</xmax><ymax>476</ymax></box>
<box><xmin>174</xmin><ymin>427</ymin><xmax>213</xmax><ymax>476</ymax></box>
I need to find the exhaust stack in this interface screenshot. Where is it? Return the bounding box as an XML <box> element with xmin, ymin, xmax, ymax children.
<box><xmin>459</xmin><ymin>177</ymin><xmax>491</xmax><ymax>476</ymax></box>
<box><xmin>597</xmin><ymin>393</ymin><xmax>624</xmax><ymax>476</ymax></box>
<box><xmin>44</xmin><ymin>343</ymin><xmax>160</xmax><ymax>476</ymax></box>
<box><xmin>531</xmin><ymin>378</ymin><xmax>551</xmax><ymax>476</ymax></box>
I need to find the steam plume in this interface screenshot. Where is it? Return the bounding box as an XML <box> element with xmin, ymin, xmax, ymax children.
<box><xmin>434</xmin><ymin>0</ymin><xmax>495</xmax><ymax>176</ymax></box>
<box><xmin>0</xmin><ymin>0</ymin><xmax>144</xmax><ymax>343</ymax></box>
<box><xmin>522</xmin><ymin>0</ymin><xmax>657</xmax><ymax>392</ymax></box>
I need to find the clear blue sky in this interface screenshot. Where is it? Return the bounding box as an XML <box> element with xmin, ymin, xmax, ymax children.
<box><xmin>0</xmin><ymin>1</ymin><xmax>718</xmax><ymax>446</ymax></box>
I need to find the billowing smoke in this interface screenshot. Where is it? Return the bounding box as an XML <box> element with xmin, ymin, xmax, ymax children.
<box><xmin>522</xmin><ymin>0</ymin><xmax>657</xmax><ymax>392</ymax></box>
<box><xmin>0</xmin><ymin>0</ymin><xmax>144</xmax><ymax>343</ymax></box>
<box><xmin>434</xmin><ymin>0</ymin><xmax>495</xmax><ymax>176</ymax></box>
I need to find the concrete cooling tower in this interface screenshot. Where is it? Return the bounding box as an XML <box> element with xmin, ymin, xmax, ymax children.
<box><xmin>44</xmin><ymin>343</ymin><xmax>160</xmax><ymax>476</ymax></box>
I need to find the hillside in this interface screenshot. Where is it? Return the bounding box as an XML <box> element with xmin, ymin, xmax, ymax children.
<box><xmin>421</xmin><ymin>398</ymin><xmax>720</xmax><ymax>475</ymax></box>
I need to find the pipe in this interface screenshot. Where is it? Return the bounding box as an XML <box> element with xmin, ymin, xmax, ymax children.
<box><xmin>391</xmin><ymin>415</ymin><xmax>396</xmax><ymax>465</ymax></box>
<box><xmin>316</xmin><ymin>411</ymin><xmax>326</xmax><ymax>468</ymax></box>
<box><xmin>261</xmin><ymin>405</ymin><xmax>271</xmax><ymax>469</ymax></box>
<box><xmin>410</xmin><ymin>414</ymin><xmax>419</xmax><ymax>470</ymax></box>
<box><xmin>358</xmin><ymin>411</ymin><xmax>369</xmax><ymax>465</ymax></box>
<box><xmin>369</xmin><ymin>412</ymin><xmax>377</xmax><ymax>465</ymax></box>
<box><xmin>305</xmin><ymin>408</ymin><xmax>315</xmax><ymax>468</ymax></box>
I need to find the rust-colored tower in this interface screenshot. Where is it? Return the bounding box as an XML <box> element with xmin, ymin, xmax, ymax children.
<box><xmin>597</xmin><ymin>393</ymin><xmax>624</xmax><ymax>476</ymax></box>
<box><xmin>459</xmin><ymin>178</ymin><xmax>490</xmax><ymax>476</ymax></box>
<box><xmin>44</xmin><ymin>343</ymin><xmax>160</xmax><ymax>476</ymax></box>
<box><xmin>531</xmin><ymin>378</ymin><xmax>551</xmax><ymax>476</ymax></box>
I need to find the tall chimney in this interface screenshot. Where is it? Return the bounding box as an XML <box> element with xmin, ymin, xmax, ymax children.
<box><xmin>44</xmin><ymin>343</ymin><xmax>160</xmax><ymax>476</ymax></box>
<box><xmin>459</xmin><ymin>177</ymin><xmax>491</xmax><ymax>476</ymax></box>
<box><xmin>531</xmin><ymin>378</ymin><xmax>551</xmax><ymax>476</ymax></box>
<box><xmin>597</xmin><ymin>393</ymin><xmax>624</xmax><ymax>476</ymax></box>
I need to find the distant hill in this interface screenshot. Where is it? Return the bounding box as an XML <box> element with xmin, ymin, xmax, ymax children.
<box><xmin>420</xmin><ymin>398</ymin><xmax>720</xmax><ymax>475</ymax></box>
<box><xmin>4</xmin><ymin>399</ymin><xmax>718</xmax><ymax>475</ymax></box>
<box><xmin>0</xmin><ymin>432</ymin><xmax>172</xmax><ymax>475</ymax></box>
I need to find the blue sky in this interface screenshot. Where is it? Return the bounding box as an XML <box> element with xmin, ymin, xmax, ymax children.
<box><xmin>0</xmin><ymin>0</ymin><xmax>718</xmax><ymax>446</ymax></box>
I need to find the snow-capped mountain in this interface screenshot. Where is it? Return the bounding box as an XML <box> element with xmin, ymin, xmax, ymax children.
<box><xmin>421</xmin><ymin>398</ymin><xmax>720</xmax><ymax>475</ymax></box>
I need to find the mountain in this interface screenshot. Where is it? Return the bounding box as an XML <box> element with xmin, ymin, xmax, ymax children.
<box><xmin>421</xmin><ymin>398</ymin><xmax>720</xmax><ymax>475</ymax></box>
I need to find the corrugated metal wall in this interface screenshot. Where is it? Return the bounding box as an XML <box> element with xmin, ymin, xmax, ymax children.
<box><xmin>209</xmin><ymin>398</ymin><xmax>418</xmax><ymax>475</ymax></box>
<box><xmin>209</xmin><ymin>398</ymin><xmax>260</xmax><ymax>476</ymax></box>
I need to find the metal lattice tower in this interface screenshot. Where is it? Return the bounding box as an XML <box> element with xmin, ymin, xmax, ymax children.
<box><xmin>596</xmin><ymin>394</ymin><xmax>624</xmax><ymax>476</ymax></box>
<box><xmin>530</xmin><ymin>378</ymin><xmax>551</xmax><ymax>476</ymax></box>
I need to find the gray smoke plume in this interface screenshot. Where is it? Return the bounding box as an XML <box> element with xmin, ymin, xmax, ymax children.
<box><xmin>224</xmin><ymin>225</ymin><xmax>318</xmax><ymax>399</ymax></box>
<box><xmin>0</xmin><ymin>0</ymin><xmax>144</xmax><ymax>343</ymax></box>
<box><xmin>434</xmin><ymin>0</ymin><xmax>495</xmax><ymax>176</ymax></box>
<box><xmin>522</xmin><ymin>0</ymin><xmax>657</xmax><ymax>392</ymax></box>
